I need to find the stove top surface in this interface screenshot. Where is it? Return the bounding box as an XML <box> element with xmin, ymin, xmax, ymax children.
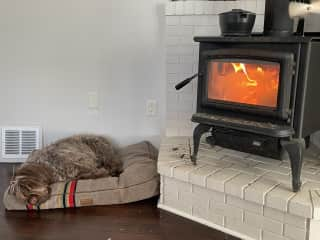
<box><xmin>195</xmin><ymin>32</ymin><xmax>320</xmax><ymax>43</ymax></box>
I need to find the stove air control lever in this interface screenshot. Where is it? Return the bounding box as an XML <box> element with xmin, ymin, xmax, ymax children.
<box><xmin>175</xmin><ymin>73</ymin><xmax>202</xmax><ymax>91</ymax></box>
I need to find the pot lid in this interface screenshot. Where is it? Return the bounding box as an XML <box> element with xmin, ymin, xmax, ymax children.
<box><xmin>219</xmin><ymin>9</ymin><xmax>256</xmax><ymax>15</ymax></box>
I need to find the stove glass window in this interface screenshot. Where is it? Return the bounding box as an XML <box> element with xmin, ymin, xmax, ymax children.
<box><xmin>207</xmin><ymin>60</ymin><xmax>280</xmax><ymax>108</ymax></box>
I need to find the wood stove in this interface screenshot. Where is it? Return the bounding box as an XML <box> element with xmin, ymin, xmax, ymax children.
<box><xmin>175</xmin><ymin>1</ymin><xmax>320</xmax><ymax>192</ymax></box>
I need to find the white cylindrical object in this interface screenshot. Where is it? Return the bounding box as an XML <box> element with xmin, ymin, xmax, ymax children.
<box><xmin>289</xmin><ymin>2</ymin><xmax>320</xmax><ymax>18</ymax></box>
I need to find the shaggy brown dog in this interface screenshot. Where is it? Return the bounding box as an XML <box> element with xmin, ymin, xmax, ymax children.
<box><xmin>9</xmin><ymin>134</ymin><xmax>123</xmax><ymax>205</ymax></box>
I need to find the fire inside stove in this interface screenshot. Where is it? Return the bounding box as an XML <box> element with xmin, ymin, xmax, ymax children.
<box><xmin>208</xmin><ymin>60</ymin><xmax>280</xmax><ymax>108</ymax></box>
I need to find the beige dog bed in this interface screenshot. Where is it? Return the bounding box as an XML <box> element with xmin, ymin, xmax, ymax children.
<box><xmin>3</xmin><ymin>141</ymin><xmax>159</xmax><ymax>211</ymax></box>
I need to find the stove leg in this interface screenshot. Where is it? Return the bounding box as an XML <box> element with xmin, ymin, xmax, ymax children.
<box><xmin>191</xmin><ymin>124</ymin><xmax>211</xmax><ymax>165</ymax></box>
<box><xmin>281</xmin><ymin>138</ymin><xmax>306</xmax><ymax>192</ymax></box>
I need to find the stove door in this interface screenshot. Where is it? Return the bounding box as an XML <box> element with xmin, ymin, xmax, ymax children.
<box><xmin>200</xmin><ymin>49</ymin><xmax>295</xmax><ymax>120</ymax></box>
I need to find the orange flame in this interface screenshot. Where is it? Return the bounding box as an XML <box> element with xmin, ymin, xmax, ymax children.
<box><xmin>208</xmin><ymin>61</ymin><xmax>280</xmax><ymax>108</ymax></box>
<box><xmin>231</xmin><ymin>63</ymin><xmax>258</xmax><ymax>87</ymax></box>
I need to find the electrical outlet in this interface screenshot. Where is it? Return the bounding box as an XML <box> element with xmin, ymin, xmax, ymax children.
<box><xmin>88</xmin><ymin>92</ymin><xmax>99</xmax><ymax>110</ymax></box>
<box><xmin>146</xmin><ymin>100</ymin><xmax>157</xmax><ymax>116</ymax></box>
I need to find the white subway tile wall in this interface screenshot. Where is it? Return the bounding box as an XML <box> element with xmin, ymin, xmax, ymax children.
<box><xmin>165</xmin><ymin>0</ymin><xmax>320</xmax><ymax>137</ymax></box>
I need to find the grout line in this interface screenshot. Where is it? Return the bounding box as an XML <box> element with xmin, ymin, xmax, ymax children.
<box><xmin>262</xmin><ymin>183</ymin><xmax>280</xmax><ymax>205</ymax></box>
<box><xmin>223</xmin><ymin>171</ymin><xmax>242</xmax><ymax>193</ymax></box>
<box><xmin>309</xmin><ymin>190</ymin><xmax>315</xmax><ymax>220</ymax></box>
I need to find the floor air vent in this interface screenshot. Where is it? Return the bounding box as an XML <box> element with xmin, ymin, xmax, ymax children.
<box><xmin>1</xmin><ymin>127</ymin><xmax>41</xmax><ymax>161</ymax></box>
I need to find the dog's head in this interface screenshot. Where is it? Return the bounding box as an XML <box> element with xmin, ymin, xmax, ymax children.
<box><xmin>9</xmin><ymin>163</ymin><xmax>53</xmax><ymax>205</ymax></box>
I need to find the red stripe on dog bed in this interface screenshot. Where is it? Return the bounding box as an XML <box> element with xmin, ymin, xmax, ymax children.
<box><xmin>68</xmin><ymin>181</ymin><xmax>77</xmax><ymax>208</ymax></box>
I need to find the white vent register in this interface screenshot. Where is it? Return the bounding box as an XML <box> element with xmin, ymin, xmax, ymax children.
<box><xmin>1</xmin><ymin>127</ymin><xmax>41</xmax><ymax>161</ymax></box>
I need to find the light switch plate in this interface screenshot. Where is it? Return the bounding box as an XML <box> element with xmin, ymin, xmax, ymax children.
<box><xmin>146</xmin><ymin>99</ymin><xmax>157</xmax><ymax>116</ymax></box>
<box><xmin>88</xmin><ymin>92</ymin><xmax>99</xmax><ymax>109</ymax></box>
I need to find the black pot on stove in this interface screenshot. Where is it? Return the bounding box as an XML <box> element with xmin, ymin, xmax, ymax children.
<box><xmin>219</xmin><ymin>9</ymin><xmax>256</xmax><ymax>36</ymax></box>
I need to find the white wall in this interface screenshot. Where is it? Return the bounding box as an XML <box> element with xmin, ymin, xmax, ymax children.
<box><xmin>0</xmin><ymin>0</ymin><xmax>166</xmax><ymax>149</ymax></box>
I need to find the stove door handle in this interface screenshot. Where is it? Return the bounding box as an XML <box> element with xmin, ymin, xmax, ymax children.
<box><xmin>175</xmin><ymin>73</ymin><xmax>199</xmax><ymax>91</ymax></box>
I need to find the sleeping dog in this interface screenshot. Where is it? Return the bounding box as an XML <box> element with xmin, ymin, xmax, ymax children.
<box><xmin>8</xmin><ymin>134</ymin><xmax>123</xmax><ymax>206</ymax></box>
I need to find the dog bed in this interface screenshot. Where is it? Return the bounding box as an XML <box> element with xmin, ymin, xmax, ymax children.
<box><xmin>3</xmin><ymin>141</ymin><xmax>159</xmax><ymax>211</ymax></box>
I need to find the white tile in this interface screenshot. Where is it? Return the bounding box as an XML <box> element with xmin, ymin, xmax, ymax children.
<box><xmin>158</xmin><ymin>160</ymin><xmax>186</xmax><ymax>177</ymax></box>
<box><xmin>256</xmin><ymin>0</ymin><xmax>266</xmax><ymax>14</ymax></box>
<box><xmin>225</xmin><ymin>173</ymin><xmax>259</xmax><ymax>199</ymax></box>
<box><xmin>166</xmin><ymin>16</ymin><xmax>180</xmax><ymax>26</ymax></box>
<box><xmin>226</xmin><ymin>1</ymin><xmax>239</xmax><ymax>11</ymax></box>
<box><xmin>301</xmin><ymin>172</ymin><xmax>320</xmax><ymax>183</ymax></box>
<box><xmin>189</xmin><ymin>164</ymin><xmax>222</xmax><ymax>187</ymax></box>
<box><xmin>263</xmin><ymin>206</ymin><xmax>285</xmax><ymax>222</ymax></box>
<box><xmin>179</xmin><ymin>26</ymin><xmax>194</xmax><ymax>36</ymax></box>
<box><xmin>262</xmin><ymin>230</ymin><xmax>290</xmax><ymax>240</ymax></box>
<box><xmin>184</xmin><ymin>1</ymin><xmax>194</xmax><ymax>15</ymax></box>
<box><xmin>179</xmin><ymin>190</ymin><xmax>209</xmax><ymax>208</ymax></box>
<box><xmin>165</xmin><ymin>128</ymin><xmax>179</xmax><ymax>137</ymax></box>
<box><xmin>207</xmin><ymin>15</ymin><xmax>219</xmax><ymax>26</ymax></box>
<box><xmin>243</xmin><ymin>0</ymin><xmax>257</xmax><ymax>12</ymax></box>
<box><xmin>284</xmin><ymin>213</ymin><xmax>307</xmax><ymax>230</ymax></box>
<box><xmin>167</xmin><ymin>73</ymin><xmax>179</xmax><ymax>83</ymax></box>
<box><xmin>225</xmin><ymin>216</ymin><xmax>262</xmax><ymax>240</ymax></box>
<box><xmin>194</xmin><ymin>1</ymin><xmax>205</xmax><ymax>15</ymax></box>
<box><xmin>206</xmin><ymin>168</ymin><xmax>240</xmax><ymax>192</ymax></box>
<box><xmin>180</xmin><ymin>15</ymin><xmax>213</xmax><ymax>26</ymax></box>
<box><xmin>166</xmin><ymin>36</ymin><xmax>180</xmax><ymax>46</ymax></box>
<box><xmin>210</xmin><ymin>202</ymin><xmax>243</xmax><ymax>221</ymax></box>
<box><xmin>203</xmin><ymin>2</ymin><xmax>214</xmax><ymax>15</ymax></box>
<box><xmin>166</xmin><ymin>25</ymin><xmax>180</xmax><ymax>37</ymax></box>
<box><xmin>255</xmin><ymin>14</ymin><xmax>265</xmax><ymax>26</ymax></box>
<box><xmin>179</xmin><ymin>45</ymin><xmax>194</xmax><ymax>56</ymax></box>
<box><xmin>165</xmin><ymin>192</ymin><xmax>192</xmax><ymax>214</ymax></box>
<box><xmin>166</xmin><ymin>46</ymin><xmax>180</xmax><ymax>56</ymax></box>
<box><xmin>284</xmin><ymin>224</ymin><xmax>307</xmax><ymax>240</ymax></box>
<box><xmin>166</xmin><ymin>63</ymin><xmax>179</xmax><ymax>74</ymax></box>
<box><xmin>227</xmin><ymin>195</ymin><xmax>263</xmax><ymax>214</ymax></box>
<box><xmin>244</xmin><ymin>177</ymin><xmax>279</xmax><ymax>205</ymax></box>
<box><xmin>175</xmin><ymin>1</ymin><xmax>184</xmax><ymax>15</ymax></box>
<box><xmin>179</xmin><ymin>55</ymin><xmax>195</xmax><ymax>64</ymax></box>
<box><xmin>194</xmin><ymin>26</ymin><xmax>220</xmax><ymax>36</ymax></box>
<box><xmin>309</xmin><ymin>219</ymin><xmax>320</xmax><ymax>240</ymax></box>
<box><xmin>288</xmin><ymin>188</ymin><xmax>313</xmax><ymax>219</ymax></box>
<box><xmin>166</xmin><ymin>56</ymin><xmax>179</xmax><ymax>64</ymax></box>
<box><xmin>192</xmin><ymin>204</ymin><xmax>210</xmax><ymax>220</ymax></box>
<box><xmin>254</xmin><ymin>163</ymin><xmax>291</xmax><ymax>175</ymax></box>
<box><xmin>310</xmin><ymin>190</ymin><xmax>320</xmax><ymax>219</ymax></box>
<box><xmin>220</xmin><ymin>148</ymin><xmax>250</xmax><ymax>159</ymax></box>
<box><xmin>173</xmin><ymin>162</ymin><xmax>205</xmax><ymax>182</ymax></box>
<box><xmin>263</xmin><ymin>172</ymin><xmax>292</xmax><ymax>185</ymax></box>
<box><xmin>265</xmin><ymin>183</ymin><xmax>296</xmax><ymax>212</ymax></box>
<box><xmin>180</xmin><ymin>35</ymin><xmax>195</xmax><ymax>46</ymax></box>
<box><xmin>246</xmin><ymin>154</ymin><xmax>283</xmax><ymax>166</ymax></box>
<box><xmin>166</xmin><ymin>92</ymin><xmax>178</xmax><ymax>106</ymax></box>
<box><xmin>179</xmin><ymin>127</ymin><xmax>193</xmax><ymax>137</ymax></box>
<box><xmin>164</xmin><ymin>176</ymin><xmax>192</xmax><ymax>193</ymax></box>
<box><xmin>207</xmin><ymin>211</ymin><xmax>224</xmax><ymax>226</ymax></box>
<box><xmin>209</xmin><ymin>191</ymin><xmax>226</xmax><ymax>204</ymax></box>
<box><xmin>165</xmin><ymin>2</ymin><xmax>176</xmax><ymax>16</ymax></box>
<box><xmin>212</xmin><ymin>1</ymin><xmax>228</xmax><ymax>15</ymax></box>
<box><xmin>244</xmin><ymin>211</ymin><xmax>283</xmax><ymax>235</ymax></box>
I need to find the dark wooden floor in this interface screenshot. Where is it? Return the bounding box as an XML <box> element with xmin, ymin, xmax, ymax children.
<box><xmin>0</xmin><ymin>164</ymin><xmax>239</xmax><ymax>240</ymax></box>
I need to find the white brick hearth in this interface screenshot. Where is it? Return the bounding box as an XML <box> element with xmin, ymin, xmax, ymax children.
<box><xmin>158</xmin><ymin>137</ymin><xmax>320</xmax><ymax>240</ymax></box>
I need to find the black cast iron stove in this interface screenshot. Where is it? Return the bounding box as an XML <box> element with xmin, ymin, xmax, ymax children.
<box><xmin>175</xmin><ymin>0</ymin><xmax>320</xmax><ymax>192</ymax></box>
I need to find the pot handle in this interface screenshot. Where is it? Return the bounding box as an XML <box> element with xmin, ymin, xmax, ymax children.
<box><xmin>175</xmin><ymin>73</ymin><xmax>198</xmax><ymax>91</ymax></box>
<box><xmin>240</xmin><ymin>13</ymin><xmax>249</xmax><ymax>19</ymax></box>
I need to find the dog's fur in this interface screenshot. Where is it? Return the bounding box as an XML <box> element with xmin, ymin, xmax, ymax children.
<box><xmin>9</xmin><ymin>134</ymin><xmax>123</xmax><ymax>205</ymax></box>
